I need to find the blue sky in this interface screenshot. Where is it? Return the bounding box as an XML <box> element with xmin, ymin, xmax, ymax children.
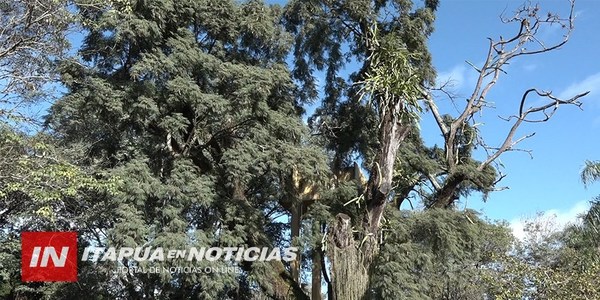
<box><xmin>425</xmin><ymin>0</ymin><xmax>600</xmax><ymax>232</ymax></box>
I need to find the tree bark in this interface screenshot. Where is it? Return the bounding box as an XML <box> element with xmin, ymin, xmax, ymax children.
<box><xmin>290</xmin><ymin>203</ymin><xmax>302</xmax><ymax>284</ymax></box>
<box><xmin>329</xmin><ymin>101</ymin><xmax>411</xmax><ymax>299</ymax></box>
<box><xmin>312</xmin><ymin>250</ymin><xmax>322</xmax><ymax>300</ymax></box>
<box><xmin>329</xmin><ymin>213</ymin><xmax>370</xmax><ymax>300</ymax></box>
<box><xmin>232</xmin><ymin>178</ymin><xmax>309</xmax><ymax>299</ymax></box>
<box><xmin>365</xmin><ymin>104</ymin><xmax>411</xmax><ymax>234</ymax></box>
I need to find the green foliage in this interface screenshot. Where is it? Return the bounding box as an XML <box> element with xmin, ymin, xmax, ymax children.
<box><xmin>0</xmin><ymin>124</ymin><xmax>120</xmax><ymax>299</ymax></box>
<box><xmin>371</xmin><ymin>205</ymin><xmax>600</xmax><ymax>300</ymax></box>
<box><xmin>285</xmin><ymin>0</ymin><xmax>439</xmax><ymax>167</ymax></box>
<box><xmin>581</xmin><ymin>160</ymin><xmax>600</xmax><ymax>187</ymax></box>
<box><xmin>0</xmin><ymin>1</ymin><xmax>593</xmax><ymax>299</ymax></box>
<box><xmin>391</xmin><ymin>120</ymin><xmax>498</xmax><ymax>209</ymax></box>
<box><xmin>371</xmin><ymin>208</ymin><xmax>513</xmax><ymax>299</ymax></box>
<box><xmin>481</xmin><ymin>203</ymin><xmax>600</xmax><ymax>300</ymax></box>
<box><xmin>358</xmin><ymin>28</ymin><xmax>425</xmax><ymax>123</ymax></box>
<box><xmin>41</xmin><ymin>0</ymin><xmax>329</xmax><ymax>298</ymax></box>
<box><xmin>0</xmin><ymin>124</ymin><xmax>118</xmax><ymax>220</ymax></box>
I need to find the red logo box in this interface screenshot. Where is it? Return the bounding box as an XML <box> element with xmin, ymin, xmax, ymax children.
<box><xmin>21</xmin><ymin>232</ymin><xmax>78</xmax><ymax>282</ymax></box>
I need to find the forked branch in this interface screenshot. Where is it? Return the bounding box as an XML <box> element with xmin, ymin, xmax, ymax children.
<box><xmin>479</xmin><ymin>88</ymin><xmax>589</xmax><ymax>170</ymax></box>
<box><xmin>421</xmin><ymin>0</ymin><xmax>587</xmax><ymax>208</ymax></box>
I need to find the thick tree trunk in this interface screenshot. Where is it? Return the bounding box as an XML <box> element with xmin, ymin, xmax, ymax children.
<box><xmin>329</xmin><ymin>214</ymin><xmax>370</xmax><ymax>300</ymax></box>
<box><xmin>365</xmin><ymin>104</ymin><xmax>411</xmax><ymax>235</ymax></box>
<box><xmin>328</xmin><ymin>101</ymin><xmax>411</xmax><ymax>299</ymax></box>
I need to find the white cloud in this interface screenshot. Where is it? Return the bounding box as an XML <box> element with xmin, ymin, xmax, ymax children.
<box><xmin>523</xmin><ymin>64</ymin><xmax>537</xmax><ymax>72</ymax></box>
<box><xmin>558</xmin><ymin>72</ymin><xmax>600</xmax><ymax>104</ymax></box>
<box><xmin>509</xmin><ymin>220</ymin><xmax>527</xmax><ymax>241</ymax></box>
<box><xmin>509</xmin><ymin>200</ymin><xmax>590</xmax><ymax>241</ymax></box>
<box><xmin>436</xmin><ymin>65</ymin><xmax>467</xmax><ymax>90</ymax></box>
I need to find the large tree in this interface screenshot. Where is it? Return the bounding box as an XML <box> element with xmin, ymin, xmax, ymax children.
<box><xmin>285</xmin><ymin>1</ymin><xmax>438</xmax><ymax>297</ymax></box>
<box><xmin>285</xmin><ymin>0</ymin><xmax>587</xmax><ymax>298</ymax></box>
<box><xmin>46</xmin><ymin>0</ymin><xmax>327</xmax><ymax>298</ymax></box>
<box><xmin>1</xmin><ymin>0</ymin><xmax>592</xmax><ymax>299</ymax></box>
<box><xmin>0</xmin><ymin>2</ymin><xmax>116</xmax><ymax>297</ymax></box>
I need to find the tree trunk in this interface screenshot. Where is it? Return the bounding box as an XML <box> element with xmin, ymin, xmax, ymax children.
<box><xmin>328</xmin><ymin>101</ymin><xmax>411</xmax><ymax>299</ymax></box>
<box><xmin>365</xmin><ymin>103</ymin><xmax>411</xmax><ymax>234</ymax></box>
<box><xmin>312</xmin><ymin>250</ymin><xmax>322</xmax><ymax>300</ymax></box>
<box><xmin>290</xmin><ymin>203</ymin><xmax>302</xmax><ymax>283</ymax></box>
<box><xmin>329</xmin><ymin>213</ymin><xmax>371</xmax><ymax>300</ymax></box>
<box><xmin>233</xmin><ymin>178</ymin><xmax>309</xmax><ymax>299</ymax></box>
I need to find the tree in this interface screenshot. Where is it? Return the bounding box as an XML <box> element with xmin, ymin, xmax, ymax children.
<box><xmin>529</xmin><ymin>164</ymin><xmax>600</xmax><ymax>299</ymax></box>
<box><xmin>0</xmin><ymin>2</ymin><xmax>118</xmax><ymax>297</ymax></box>
<box><xmin>1</xmin><ymin>0</ymin><xmax>593</xmax><ymax>298</ymax></box>
<box><xmin>471</xmin><ymin>162</ymin><xmax>600</xmax><ymax>300</ymax></box>
<box><xmin>285</xmin><ymin>1</ymin><xmax>438</xmax><ymax>297</ymax></box>
<box><xmin>0</xmin><ymin>127</ymin><xmax>118</xmax><ymax>299</ymax></box>
<box><xmin>45</xmin><ymin>0</ymin><xmax>328</xmax><ymax>298</ymax></box>
<box><xmin>285</xmin><ymin>0</ymin><xmax>587</xmax><ymax>298</ymax></box>
<box><xmin>484</xmin><ymin>201</ymin><xmax>600</xmax><ymax>300</ymax></box>
<box><xmin>575</xmin><ymin>160</ymin><xmax>600</xmax><ymax>248</ymax></box>
<box><xmin>1</xmin><ymin>0</ymin><xmax>77</xmax><ymax>230</ymax></box>
<box><xmin>371</xmin><ymin>209</ymin><xmax>514</xmax><ymax>299</ymax></box>
<box><xmin>422</xmin><ymin>0</ymin><xmax>588</xmax><ymax>209</ymax></box>
<box><xmin>0</xmin><ymin>0</ymin><xmax>71</xmax><ymax>124</ymax></box>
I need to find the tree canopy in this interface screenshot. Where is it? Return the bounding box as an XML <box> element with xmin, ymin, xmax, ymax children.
<box><xmin>0</xmin><ymin>0</ymin><xmax>595</xmax><ymax>299</ymax></box>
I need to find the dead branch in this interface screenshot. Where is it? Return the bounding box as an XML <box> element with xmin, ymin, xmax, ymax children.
<box><xmin>424</xmin><ymin>0</ymin><xmax>584</xmax><ymax>171</ymax></box>
<box><xmin>479</xmin><ymin>88</ymin><xmax>588</xmax><ymax>170</ymax></box>
<box><xmin>421</xmin><ymin>0</ymin><xmax>588</xmax><ymax>207</ymax></box>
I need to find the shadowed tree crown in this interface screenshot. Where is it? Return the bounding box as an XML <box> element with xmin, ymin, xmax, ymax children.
<box><xmin>45</xmin><ymin>0</ymin><xmax>329</xmax><ymax>298</ymax></box>
<box><xmin>284</xmin><ymin>0</ymin><xmax>439</xmax><ymax>168</ymax></box>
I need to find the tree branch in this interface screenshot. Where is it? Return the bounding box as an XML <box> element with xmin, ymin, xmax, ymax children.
<box><xmin>478</xmin><ymin>88</ymin><xmax>588</xmax><ymax>170</ymax></box>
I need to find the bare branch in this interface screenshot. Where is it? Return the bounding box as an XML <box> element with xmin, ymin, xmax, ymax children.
<box><xmin>454</xmin><ymin>0</ymin><xmax>578</xmax><ymax>131</ymax></box>
<box><xmin>419</xmin><ymin>1</ymin><xmax>588</xmax><ymax>209</ymax></box>
<box><xmin>426</xmin><ymin>172</ymin><xmax>442</xmax><ymax>191</ymax></box>
<box><xmin>478</xmin><ymin>88</ymin><xmax>588</xmax><ymax>170</ymax></box>
<box><xmin>492</xmin><ymin>172</ymin><xmax>508</xmax><ymax>187</ymax></box>
<box><xmin>422</xmin><ymin>89</ymin><xmax>448</xmax><ymax>135</ymax></box>
<box><xmin>0</xmin><ymin>0</ymin><xmax>72</xmax><ymax>123</ymax></box>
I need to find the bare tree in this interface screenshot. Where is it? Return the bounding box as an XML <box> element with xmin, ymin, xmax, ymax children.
<box><xmin>422</xmin><ymin>0</ymin><xmax>589</xmax><ymax>208</ymax></box>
